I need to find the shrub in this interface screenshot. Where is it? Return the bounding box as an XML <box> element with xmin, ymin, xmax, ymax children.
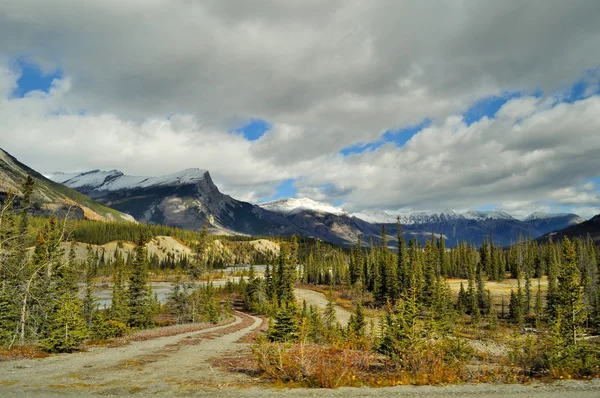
<box><xmin>91</xmin><ymin>319</ymin><xmax>128</xmax><ymax>340</ymax></box>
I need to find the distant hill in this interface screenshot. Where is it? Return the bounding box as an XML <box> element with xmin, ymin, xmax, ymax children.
<box><xmin>536</xmin><ymin>214</ymin><xmax>600</xmax><ymax>243</ymax></box>
<box><xmin>0</xmin><ymin>148</ymin><xmax>134</xmax><ymax>222</ymax></box>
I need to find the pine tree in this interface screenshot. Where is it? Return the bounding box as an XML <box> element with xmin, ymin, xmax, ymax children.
<box><xmin>509</xmin><ymin>278</ymin><xmax>525</xmax><ymax>327</ymax></box>
<box><xmin>397</xmin><ymin>218</ymin><xmax>409</xmax><ymax>295</ymax></box>
<box><xmin>0</xmin><ymin>290</ymin><xmax>18</xmax><ymax>345</ymax></box>
<box><xmin>534</xmin><ymin>278</ymin><xmax>543</xmax><ymax>328</ymax></box>
<box><xmin>40</xmin><ymin>294</ymin><xmax>87</xmax><ymax>353</ymax></box>
<box><xmin>82</xmin><ymin>267</ymin><xmax>97</xmax><ymax>328</ymax></box>
<box><xmin>204</xmin><ymin>282</ymin><xmax>220</xmax><ymax>324</ymax></box>
<box><xmin>546</xmin><ymin>241</ymin><xmax>559</xmax><ymax>319</ymax></box>
<box><xmin>323</xmin><ymin>289</ymin><xmax>338</xmax><ymax>330</ymax></box>
<box><xmin>110</xmin><ymin>250</ymin><xmax>128</xmax><ymax>323</ymax></box>
<box><xmin>349</xmin><ymin>237</ymin><xmax>362</xmax><ymax>286</ymax></box>
<box><xmin>275</xmin><ymin>245</ymin><xmax>294</xmax><ymax>306</ymax></box>
<box><xmin>556</xmin><ymin>237</ymin><xmax>586</xmax><ymax>346</ymax></box>
<box><xmin>128</xmin><ymin>236</ymin><xmax>152</xmax><ymax>328</ymax></box>
<box><xmin>268</xmin><ymin>304</ymin><xmax>298</xmax><ymax>342</ymax></box>
<box><xmin>476</xmin><ymin>264</ymin><xmax>488</xmax><ymax>315</ymax></box>
<box><xmin>348</xmin><ymin>302</ymin><xmax>366</xmax><ymax>339</ymax></box>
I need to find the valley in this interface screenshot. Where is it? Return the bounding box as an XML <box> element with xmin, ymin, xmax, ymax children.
<box><xmin>2</xmin><ymin>149</ymin><xmax>600</xmax><ymax>392</ymax></box>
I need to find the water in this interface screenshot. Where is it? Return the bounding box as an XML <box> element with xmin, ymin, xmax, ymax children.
<box><xmin>90</xmin><ymin>264</ymin><xmax>267</xmax><ymax>308</ymax></box>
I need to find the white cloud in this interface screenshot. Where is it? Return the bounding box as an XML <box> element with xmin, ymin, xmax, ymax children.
<box><xmin>0</xmin><ymin>1</ymin><xmax>599</xmax><ymax>218</ymax></box>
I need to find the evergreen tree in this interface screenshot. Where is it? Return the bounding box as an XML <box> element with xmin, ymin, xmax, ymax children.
<box><xmin>82</xmin><ymin>266</ymin><xmax>97</xmax><ymax>328</ymax></box>
<box><xmin>204</xmin><ymin>282</ymin><xmax>220</xmax><ymax>324</ymax></box>
<box><xmin>348</xmin><ymin>302</ymin><xmax>366</xmax><ymax>339</ymax></box>
<box><xmin>546</xmin><ymin>241</ymin><xmax>559</xmax><ymax>319</ymax></box>
<box><xmin>40</xmin><ymin>294</ymin><xmax>87</xmax><ymax>353</ymax></box>
<box><xmin>509</xmin><ymin>278</ymin><xmax>525</xmax><ymax>327</ymax></box>
<box><xmin>268</xmin><ymin>304</ymin><xmax>298</xmax><ymax>342</ymax></box>
<box><xmin>110</xmin><ymin>250</ymin><xmax>128</xmax><ymax>323</ymax></box>
<box><xmin>534</xmin><ymin>278</ymin><xmax>543</xmax><ymax>328</ymax></box>
<box><xmin>556</xmin><ymin>237</ymin><xmax>586</xmax><ymax>346</ymax></box>
<box><xmin>275</xmin><ymin>245</ymin><xmax>294</xmax><ymax>306</ymax></box>
<box><xmin>397</xmin><ymin>218</ymin><xmax>409</xmax><ymax>295</ymax></box>
<box><xmin>128</xmin><ymin>236</ymin><xmax>152</xmax><ymax>328</ymax></box>
<box><xmin>323</xmin><ymin>289</ymin><xmax>338</xmax><ymax>330</ymax></box>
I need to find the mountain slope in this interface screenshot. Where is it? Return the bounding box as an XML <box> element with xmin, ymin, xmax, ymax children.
<box><xmin>537</xmin><ymin>214</ymin><xmax>600</xmax><ymax>243</ymax></box>
<box><xmin>49</xmin><ymin>168</ymin><xmax>297</xmax><ymax>235</ymax></box>
<box><xmin>522</xmin><ymin>212</ymin><xmax>584</xmax><ymax>234</ymax></box>
<box><xmin>0</xmin><ymin>148</ymin><xmax>134</xmax><ymax>222</ymax></box>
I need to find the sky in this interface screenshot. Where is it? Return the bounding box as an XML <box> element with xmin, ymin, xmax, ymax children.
<box><xmin>1</xmin><ymin>1</ymin><xmax>600</xmax><ymax>219</ymax></box>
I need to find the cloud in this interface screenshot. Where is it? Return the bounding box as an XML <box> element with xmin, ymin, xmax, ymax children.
<box><xmin>0</xmin><ymin>1</ymin><xmax>599</xmax><ymax>218</ymax></box>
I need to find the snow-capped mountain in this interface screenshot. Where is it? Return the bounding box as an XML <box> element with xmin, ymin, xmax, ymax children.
<box><xmin>350</xmin><ymin>210</ymin><xmax>398</xmax><ymax>224</ymax></box>
<box><xmin>523</xmin><ymin>212</ymin><xmax>571</xmax><ymax>221</ymax></box>
<box><xmin>48</xmin><ymin>168</ymin><xmax>209</xmax><ymax>192</ymax></box>
<box><xmin>463</xmin><ymin>210</ymin><xmax>515</xmax><ymax>221</ymax></box>
<box><xmin>522</xmin><ymin>212</ymin><xmax>584</xmax><ymax>234</ymax></box>
<box><xmin>260</xmin><ymin>198</ymin><xmax>347</xmax><ymax>216</ymax></box>
<box><xmin>46</xmin><ymin>168</ymin><xmax>298</xmax><ymax>235</ymax></box>
<box><xmin>350</xmin><ymin>209</ymin><xmax>515</xmax><ymax>225</ymax></box>
<box><xmin>47</xmin><ymin>169</ymin><xmax>585</xmax><ymax>248</ymax></box>
<box><xmin>537</xmin><ymin>214</ymin><xmax>600</xmax><ymax>243</ymax></box>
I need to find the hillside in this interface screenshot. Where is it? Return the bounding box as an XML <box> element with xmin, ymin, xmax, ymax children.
<box><xmin>0</xmin><ymin>148</ymin><xmax>133</xmax><ymax>222</ymax></box>
<box><xmin>537</xmin><ymin>214</ymin><xmax>600</xmax><ymax>243</ymax></box>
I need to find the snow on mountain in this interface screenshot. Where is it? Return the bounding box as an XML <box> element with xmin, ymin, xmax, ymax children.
<box><xmin>463</xmin><ymin>210</ymin><xmax>515</xmax><ymax>221</ymax></box>
<box><xmin>47</xmin><ymin>168</ymin><xmax>209</xmax><ymax>191</ymax></box>
<box><xmin>523</xmin><ymin>212</ymin><xmax>571</xmax><ymax>221</ymax></box>
<box><xmin>351</xmin><ymin>209</ymin><xmax>519</xmax><ymax>224</ymax></box>
<box><xmin>260</xmin><ymin>198</ymin><xmax>347</xmax><ymax>216</ymax></box>
<box><xmin>350</xmin><ymin>210</ymin><xmax>398</xmax><ymax>224</ymax></box>
<box><xmin>44</xmin><ymin>171</ymin><xmax>83</xmax><ymax>183</ymax></box>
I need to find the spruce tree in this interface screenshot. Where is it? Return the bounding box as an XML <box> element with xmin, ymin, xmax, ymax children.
<box><xmin>40</xmin><ymin>294</ymin><xmax>87</xmax><ymax>353</ymax></box>
<box><xmin>348</xmin><ymin>302</ymin><xmax>366</xmax><ymax>339</ymax></box>
<box><xmin>556</xmin><ymin>237</ymin><xmax>586</xmax><ymax>346</ymax></box>
<box><xmin>128</xmin><ymin>236</ymin><xmax>152</xmax><ymax>328</ymax></box>
<box><xmin>268</xmin><ymin>304</ymin><xmax>298</xmax><ymax>342</ymax></box>
<box><xmin>110</xmin><ymin>250</ymin><xmax>128</xmax><ymax>323</ymax></box>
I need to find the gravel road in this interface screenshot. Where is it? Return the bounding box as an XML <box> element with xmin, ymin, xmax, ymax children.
<box><xmin>0</xmin><ymin>312</ymin><xmax>263</xmax><ymax>396</ymax></box>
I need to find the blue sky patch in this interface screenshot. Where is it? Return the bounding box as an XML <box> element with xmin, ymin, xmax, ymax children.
<box><xmin>264</xmin><ymin>178</ymin><xmax>297</xmax><ymax>201</ymax></box>
<box><xmin>463</xmin><ymin>92</ymin><xmax>522</xmax><ymax>126</ymax></box>
<box><xmin>12</xmin><ymin>59</ymin><xmax>62</xmax><ymax>98</ymax></box>
<box><xmin>231</xmin><ymin>119</ymin><xmax>271</xmax><ymax>141</ymax></box>
<box><xmin>340</xmin><ymin>119</ymin><xmax>430</xmax><ymax>156</ymax></box>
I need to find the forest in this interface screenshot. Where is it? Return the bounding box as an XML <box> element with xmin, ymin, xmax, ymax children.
<box><xmin>1</xmin><ymin>177</ymin><xmax>599</xmax><ymax>387</ymax></box>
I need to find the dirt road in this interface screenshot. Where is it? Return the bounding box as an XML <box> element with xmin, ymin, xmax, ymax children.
<box><xmin>0</xmin><ymin>312</ymin><xmax>263</xmax><ymax>396</ymax></box>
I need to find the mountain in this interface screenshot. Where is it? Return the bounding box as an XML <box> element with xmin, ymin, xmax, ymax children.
<box><xmin>350</xmin><ymin>209</ymin><xmax>515</xmax><ymax>225</ymax></box>
<box><xmin>48</xmin><ymin>168</ymin><xmax>297</xmax><ymax>236</ymax></box>
<box><xmin>522</xmin><ymin>212</ymin><xmax>584</xmax><ymax>233</ymax></box>
<box><xmin>537</xmin><ymin>214</ymin><xmax>600</xmax><ymax>243</ymax></box>
<box><xmin>0</xmin><ymin>148</ymin><xmax>133</xmax><ymax>222</ymax></box>
<box><xmin>49</xmin><ymin>167</ymin><xmax>586</xmax><ymax>248</ymax></box>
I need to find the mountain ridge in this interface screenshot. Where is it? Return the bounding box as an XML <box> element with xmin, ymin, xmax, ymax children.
<box><xmin>47</xmin><ymin>168</ymin><xmax>586</xmax><ymax>247</ymax></box>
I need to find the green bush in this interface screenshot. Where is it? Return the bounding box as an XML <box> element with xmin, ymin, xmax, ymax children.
<box><xmin>91</xmin><ymin>318</ymin><xmax>128</xmax><ymax>340</ymax></box>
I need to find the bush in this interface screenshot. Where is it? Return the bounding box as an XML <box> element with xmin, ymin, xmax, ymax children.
<box><xmin>91</xmin><ymin>319</ymin><xmax>128</xmax><ymax>340</ymax></box>
<box><xmin>40</xmin><ymin>298</ymin><xmax>88</xmax><ymax>353</ymax></box>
